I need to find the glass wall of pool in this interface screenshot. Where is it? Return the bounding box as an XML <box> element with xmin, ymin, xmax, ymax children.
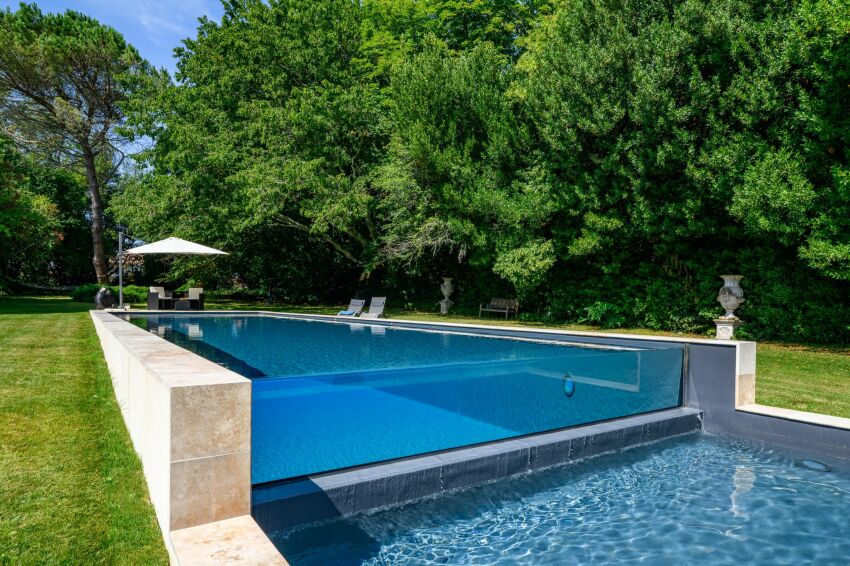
<box><xmin>124</xmin><ymin>314</ymin><xmax>684</xmax><ymax>483</ymax></box>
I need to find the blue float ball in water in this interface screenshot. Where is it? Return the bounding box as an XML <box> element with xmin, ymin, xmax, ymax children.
<box><xmin>563</xmin><ymin>377</ymin><xmax>575</xmax><ymax>397</ymax></box>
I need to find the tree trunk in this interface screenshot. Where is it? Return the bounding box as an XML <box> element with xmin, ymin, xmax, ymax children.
<box><xmin>82</xmin><ymin>147</ymin><xmax>108</xmax><ymax>284</ymax></box>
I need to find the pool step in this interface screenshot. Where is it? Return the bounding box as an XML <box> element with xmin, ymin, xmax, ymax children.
<box><xmin>253</xmin><ymin>407</ymin><xmax>702</xmax><ymax>532</ymax></box>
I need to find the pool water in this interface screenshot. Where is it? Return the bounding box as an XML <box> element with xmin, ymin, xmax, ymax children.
<box><xmin>126</xmin><ymin>314</ymin><xmax>644</xmax><ymax>376</ymax></box>
<box><xmin>271</xmin><ymin>434</ymin><xmax>850</xmax><ymax>565</ymax></box>
<box><xmin>126</xmin><ymin>314</ymin><xmax>683</xmax><ymax>482</ymax></box>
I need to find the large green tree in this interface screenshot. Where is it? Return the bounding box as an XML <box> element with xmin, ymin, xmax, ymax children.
<box><xmin>0</xmin><ymin>3</ymin><xmax>157</xmax><ymax>283</ymax></box>
<box><xmin>115</xmin><ymin>0</ymin><xmax>387</xmax><ymax>275</ymax></box>
<box><xmin>511</xmin><ymin>0</ymin><xmax>850</xmax><ymax>338</ymax></box>
<box><xmin>115</xmin><ymin>0</ymin><xmax>552</xmax><ymax>282</ymax></box>
<box><xmin>376</xmin><ymin>39</ymin><xmax>556</xmax><ymax>299</ymax></box>
<box><xmin>0</xmin><ymin>136</ymin><xmax>60</xmax><ymax>286</ymax></box>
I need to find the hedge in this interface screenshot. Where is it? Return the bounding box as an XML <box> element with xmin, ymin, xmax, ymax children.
<box><xmin>70</xmin><ymin>284</ymin><xmax>149</xmax><ymax>304</ymax></box>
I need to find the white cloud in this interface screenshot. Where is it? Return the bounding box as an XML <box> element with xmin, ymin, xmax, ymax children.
<box><xmin>134</xmin><ymin>0</ymin><xmax>216</xmax><ymax>41</ymax></box>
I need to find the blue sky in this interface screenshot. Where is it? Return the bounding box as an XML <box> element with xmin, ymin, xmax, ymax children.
<box><xmin>0</xmin><ymin>1</ymin><xmax>225</xmax><ymax>74</ymax></box>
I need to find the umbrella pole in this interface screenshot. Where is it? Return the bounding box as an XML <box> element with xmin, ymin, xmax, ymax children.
<box><xmin>118</xmin><ymin>230</ymin><xmax>124</xmax><ymax>308</ymax></box>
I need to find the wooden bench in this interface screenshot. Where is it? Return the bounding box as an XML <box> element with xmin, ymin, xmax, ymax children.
<box><xmin>479</xmin><ymin>298</ymin><xmax>519</xmax><ymax>319</ymax></box>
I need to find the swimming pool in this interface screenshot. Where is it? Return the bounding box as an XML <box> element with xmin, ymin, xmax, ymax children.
<box><xmin>270</xmin><ymin>434</ymin><xmax>850</xmax><ymax>565</ymax></box>
<box><xmin>125</xmin><ymin>314</ymin><xmax>684</xmax><ymax>483</ymax></box>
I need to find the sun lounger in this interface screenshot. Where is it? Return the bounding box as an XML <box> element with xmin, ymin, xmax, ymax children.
<box><xmin>359</xmin><ymin>297</ymin><xmax>386</xmax><ymax>319</ymax></box>
<box><xmin>338</xmin><ymin>298</ymin><xmax>365</xmax><ymax>317</ymax></box>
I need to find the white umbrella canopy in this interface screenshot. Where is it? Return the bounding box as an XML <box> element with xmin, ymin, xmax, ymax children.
<box><xmin>124</xmin><ymin>237</ymin><xmax>228</xmax><ymax>256</ymax></box>
<box><xmin>117</xmin><ymin>236</ymin><xmax>228</xmax><ymax>308</ymax></box>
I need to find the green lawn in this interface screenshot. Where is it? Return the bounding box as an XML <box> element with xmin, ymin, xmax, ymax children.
<box><xmin>0</xmin><ymin>296</ymin><xmax>167</xmax><ymax>565</ymax></box>
<box><xmin>756</xmin><ymin>343</ymin><xmax>850</xmax><ymax>417</ymax></box>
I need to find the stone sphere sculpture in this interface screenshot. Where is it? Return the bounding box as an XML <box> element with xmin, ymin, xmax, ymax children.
<box><xmin>94</xmin><ymin>287</ymin><xmax>117</xmax><ymax>310</ymax></box>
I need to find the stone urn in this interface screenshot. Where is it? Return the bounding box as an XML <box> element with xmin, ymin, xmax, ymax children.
<box><xmin>439</xmin><ymin>277</ymin><xmax>454</xmax><ymax>315</ymax></box>
<box><xmin>717</xmin><ymin>275</ymin><xmax>745</xmax><ymax>319</ymax></box>
<box><xmin>715</xmin><ymin>275</ymin><xmax>744</xmax><ymax>339</ymax></box>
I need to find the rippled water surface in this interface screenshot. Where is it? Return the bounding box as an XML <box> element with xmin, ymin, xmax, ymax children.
<box><xmin>273</xmin><ymin>434</ymin><xmax>850</xmax><ymax>565</ymax></box>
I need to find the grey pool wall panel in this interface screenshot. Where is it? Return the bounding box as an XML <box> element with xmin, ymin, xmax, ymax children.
<box><xmin>252</xmin><ymin>407</ymin><xmax>702</xmax><ymax>532</ymax></box>
<box><xmin>686</xmin><ymin>340</ymin><xmax>850</xmax><ymax>464</ymax></box>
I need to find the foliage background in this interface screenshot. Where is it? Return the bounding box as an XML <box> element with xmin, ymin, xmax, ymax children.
<box><xmin>4</xmin><ymin>0</ymin><xmax>850</xmax><ymax>343</ymax></box>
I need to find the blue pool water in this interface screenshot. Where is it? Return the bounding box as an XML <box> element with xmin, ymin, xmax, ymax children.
<box><xmin>270</xmin><ymin>434</ymin><xmax>850</xmax><ymax>565</ymax></box>
<box><xmin>126</xmin><ymin>314</ymin><xmax>683</xmax><ymax>483</ymax></box>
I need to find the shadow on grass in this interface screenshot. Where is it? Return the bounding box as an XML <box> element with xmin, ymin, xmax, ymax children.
<box><xmin>0</xmin><ymin>295</ymin><xmax>93</xmax><ymax>315</ymax></box>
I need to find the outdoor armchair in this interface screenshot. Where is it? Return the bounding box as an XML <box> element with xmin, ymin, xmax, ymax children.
<box><xmin>147</xmin><ymin>286</ymin><xmax>173</xmax><ymax>310</ymax></box>
<box><xmin>187</xmin><ymin>287</ymin><xmax>205</xmax><ymax>310</ymax></box>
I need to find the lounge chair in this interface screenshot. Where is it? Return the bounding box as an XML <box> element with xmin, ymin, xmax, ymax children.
<box><xmin>338</xmin><ymin>298</ymin><xmax>365</xmax><ymax>317</ymax></box>
<box><xmin>479</xmin><ymin>298</ymin><xmax>519</xmax><ymax>319</ymax></box>
<box><xmin>150</xmin><ymin>286</ymin><xmax>169</xmax><ymax>297</ymax></box>
<box><xmin>148</xmin><ymin>286</ymin><xmax>172</xmax><ymax>310</ymax></box>
<box><xmin>359</xmin><ymin>297</ymin><xmax>386</xmax><ymax>319</ymax></box>
<box><xmin>187</xmin><ymin>287</ymin><xmax>205</xmax><ymax>310</ymax></box>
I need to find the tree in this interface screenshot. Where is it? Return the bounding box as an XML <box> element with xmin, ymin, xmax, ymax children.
<box><xmin>377</xmin><ymin>41</ymin><xmax>549</xmax><ymax>279</ymax></box>
<box><xmin>0</xmin><ymin>136</ymin><xmax>60</xmax><ymax>285</ymax></box>
<box><xmin>0</xmin><ymin>3</ymin><xmax>157</xmax><ymax>283</ymax></box>
<box><xmin>514</xmin><ymin>0</ymin><xmax>850</xmax><ymax>338</ymax></box>
<box><xmin>359</xmin><ymin>0</ymin><xmax>553</xmax><ymax>75</ymax></box>
<box><xmin>115</xmin><ymin>0</ymin><xmax>387</xmax><ymax>276</ymax></box>
<box><xmin>426</xmin><ymin>0</ymin><xmax>553</xmax><ymax>58</ymax></box>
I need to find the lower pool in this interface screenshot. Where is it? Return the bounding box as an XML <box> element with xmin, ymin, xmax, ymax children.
<box><xmin>270</xmin><ymin>434</ymin><xmax>850</xmax><ymax>565</ymax></box>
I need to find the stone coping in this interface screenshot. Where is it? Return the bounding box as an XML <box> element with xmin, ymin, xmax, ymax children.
<box><xmin>90</xmin><ymin>310</ymin><xmax>257</xmax><ymax>563</ymax></box>
<box><xmin>111</xmin><ymin>308</ymin><xmax>752</xmax><ymax>348</ymax></box>
<box><xmin>738</xmin><ymin>403</ymin><xmax>850</xmax><ymax>431</ymax></box>
<box><xmin>171</xmin><ymin>515</ymin><xmax>288</xmax><ymax>566</ymax></box>
<box><xmin>253</xmin><ymin>407</ymin><xmax>703</xmax><ymax>532</ymax></box>
<box><xmin>94</xmin><ymin>310</ymin><xmax>247</xmax><ymax>388</ymax></box>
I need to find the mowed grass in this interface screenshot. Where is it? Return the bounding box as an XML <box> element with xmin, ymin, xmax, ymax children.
<box><xmin>756</xmin><ymin>343</ymin><xmax>850</xmax><ymax>418</ymax></box>
<box><xmin>0</xmin><ymin>296</ymin><xmax>167</xmax><ymax>565</ymax></box>
<box><xmin>208</xmin><ymin>298</ymin><xmax>850</xmax><ymax>418</ymax></box>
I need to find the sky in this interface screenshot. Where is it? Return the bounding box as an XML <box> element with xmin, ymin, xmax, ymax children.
<box><xmin>0</xmin><ymin>0</ymin><xmax>225</xmax><ymax>74</ymax></box>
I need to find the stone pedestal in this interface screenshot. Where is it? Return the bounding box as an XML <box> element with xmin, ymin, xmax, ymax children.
<box><xmin>715</xmin><ymin>318</ymin><xmax>742</xmax><ymax>340</ymax></box>
<box><xmin>439</xmin><ymin>299</ymin><xmax>453</xmax><ymax>315</ymax></box>
<box><xmin>439</xmin><ymin>277</ymin><xmax>454</xmax><ymax>315</ymax></box>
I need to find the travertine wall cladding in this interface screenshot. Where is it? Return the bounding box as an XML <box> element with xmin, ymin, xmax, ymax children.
<box><xmin>90</xmin><ymin>311</ymin><xmax>251</xmax><ymax>533</ymax></box>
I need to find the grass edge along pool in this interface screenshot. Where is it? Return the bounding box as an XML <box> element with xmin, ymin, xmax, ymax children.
<box><xmin>123</xmin><ymin>313</ymin><xmax>685</xmax><ymax>483</ymax></box>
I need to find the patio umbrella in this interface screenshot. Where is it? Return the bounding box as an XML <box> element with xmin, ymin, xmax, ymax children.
<box><xmin>118</xmin><ymin>235</ymin><xmax>228</xmax><ymax>307</ymax></box>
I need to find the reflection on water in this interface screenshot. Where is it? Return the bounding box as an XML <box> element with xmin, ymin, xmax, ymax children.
<box><xmin>731</xmin><ymin>465</ymin><xmax>755</xmax><ymax>518</ymax></box>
